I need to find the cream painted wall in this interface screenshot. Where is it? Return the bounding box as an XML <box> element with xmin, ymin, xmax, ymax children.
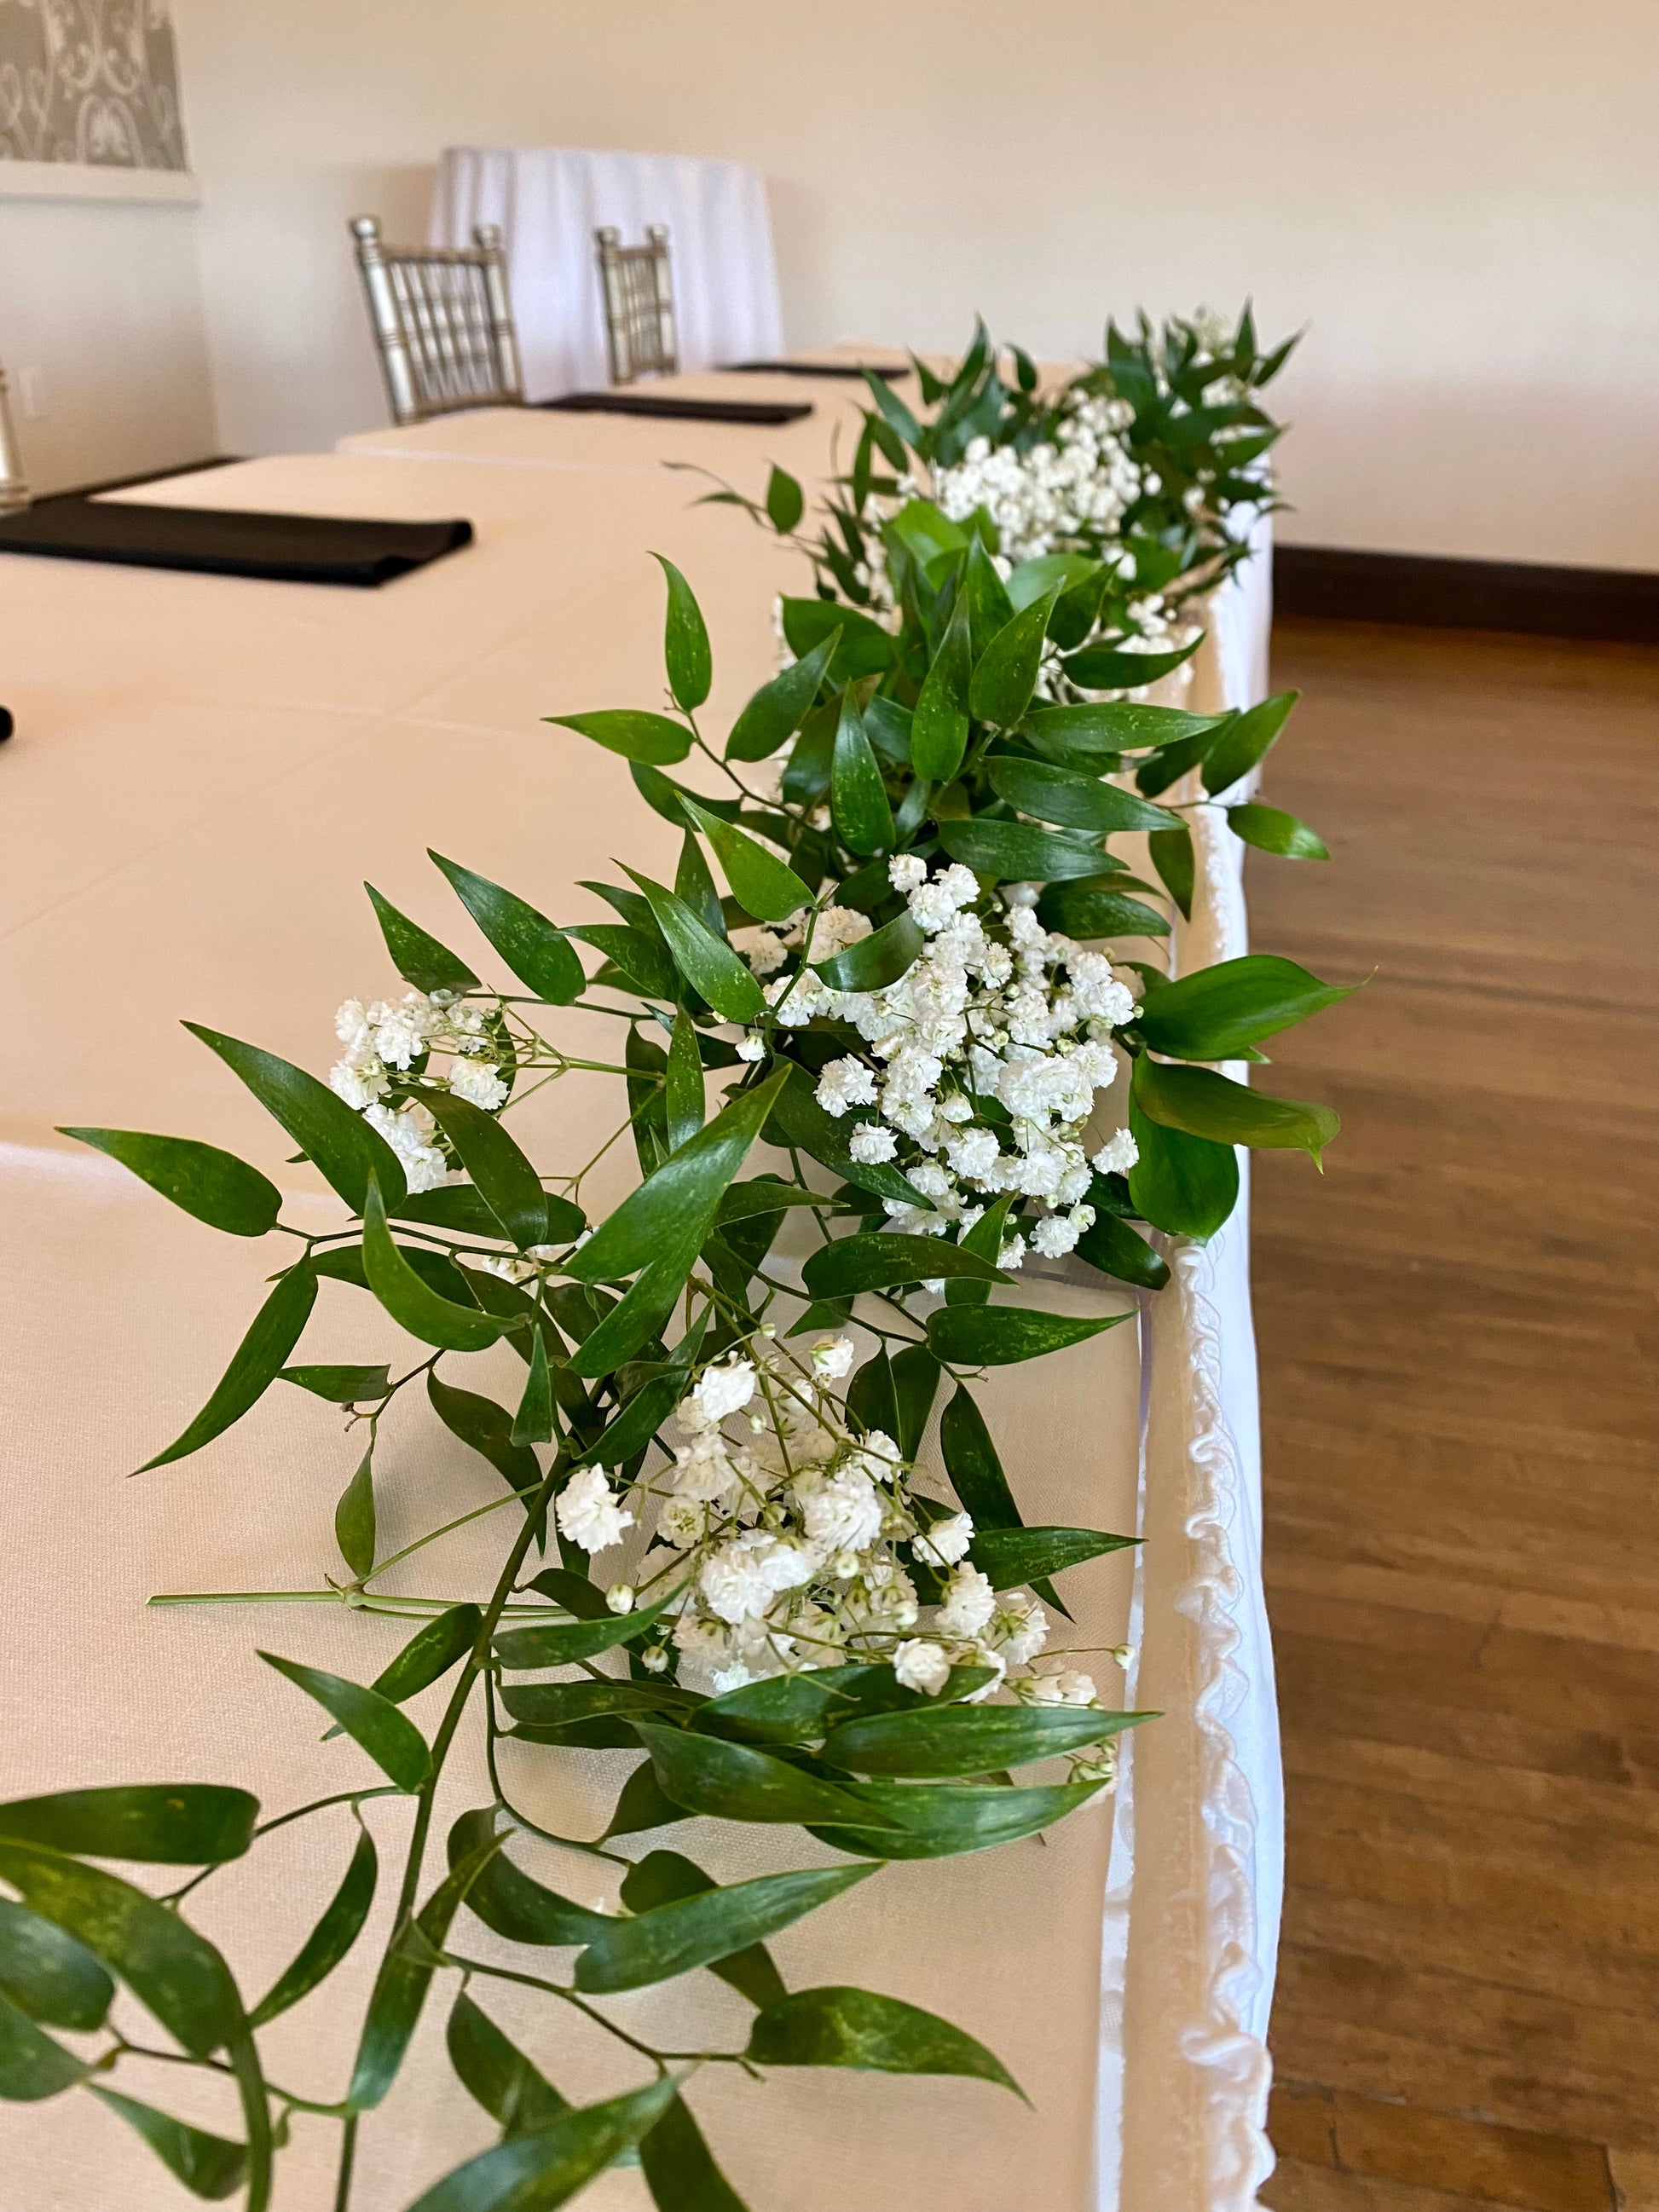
<box><xmin>171</xmin><ymin>0</ymin><xmax>1659</xmax><ymax>568</ymax></box>
<box><xmin>0</xmin><ymin>193</ymin><xmax>217</xmax><ymax>495</ymax></box>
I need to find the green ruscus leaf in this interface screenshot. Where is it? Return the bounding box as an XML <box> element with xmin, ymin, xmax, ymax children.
<box><xmin>1133</xmin><ymin>1054</ymin><xmax>1340</xmax><ymax>1164</ymax></box>
<box><xmin>90</xmin><ymin>2088</ymin><xmax>248</xmax><ymax>2199</ymax></box>
<box><xmin>639</xmin><ymin>2090</ymin><xmax>749</xmax><ymax>2212</ymax></box>
<box><xmin>830</xmin><ymin>690</ymin><xmax>894</xmax><ymax>856</ymax></box>
<box><xmin>1226</xmin><ymin>801</ymin><xmax>1329</xmax><ymax>860</ymax></box>
<box><xmin>654</xmin><ymin>554</ymin><xmax>712</xmax><ymax>713</ymax></box>
<box><xmin>725</xmin><ymin>631</ymin><xmax>840</xmax><ymax>763</ymax></box>
<box><xmin>544</xmin><ymin>710</ymin><xmax>692</xmax><ymax>765</ymax></box>
<box><xmin>365</xmin><ymin>884</ymin><xmax>479</xmax><ymax>996</ymax></box>
<box><xmin>248</xmin><ymin>1826</ymin><xmax>377</xmax><ymax>2027</ymax></box>
<box><xmin>910</xmin><ymin>592</ymin><xmax>972</xmax><ymax>783</ymax></box>
<box><xmin>183</xmin><ymin>1022</ymin><xmax>408</xmax><ymax>1212</ymax></box>
<box><xmin>747</xmin><ymin>1985</ymin><xmax>1022</xmax><ymax>2096</ymax></box>
<box><xmin>574</xmin><ymin>1863</ymin><xmax>874</xmax><ymax>1994</ymax></box>
<box><xmin>0</xmin><ymin>1900</ymin><xmax>113</xmax><ymax>2030</ymax></box>
<box><xmin>362</xmin><ymin>1177</ymin><xmax>507</xmax><ymax>1353</ymax></box>
<box><xmin>1135</xmin><ymin>953</ymin><xmax>1353</xmax><ymax>1062</ymax></box>
<box><xmin>259</xmin><ymin>1653</ymin><xmax>431</xmax><ymax>1792</ymax></box>
<box><xmin>684</xmin><ymin>800</ymin><xmax>812</xmax><ymax>923</ymax></box>
<box><xmin>1126</xmin><ymin>1083</ymin><xmax>1239</xmax><ymax>1240</ymax></box>
<box><xmin>0</xmin><ymin>1989</ymin><xmax>85</xmax><ymax>2101</ymax></box>
<box><xmin>430</xmin><ymin>853</ymin><xmax>586</xmax><ymax>1005</ymax></box>
<box><xmin>334</xmin><ymin>1446</ymin><xmax>376</xmax><ymax>1580</ymax></box>
<box><xmin>403</xmin><ymin>2080</ymin><xmax>677</xmax><ymax>2212</ymax></box>
<box><xmin>136</xmin><ymin>1263</ymin><xmax>317</xmax><ymax>1472</ymax></box>
<box><xmin>926</xmin><ymin>1303</ymin><xmax>1131</xmax><ymax>1366</ymax></box>
<box><xmin>57</xmin><ymin>1129</ymin><xmax>280</xmax><ymax>1238</ymax></box>
<box><xmin>447</xmin><ymin>1991</ymin><xmax>567</xmax><ymax>2138</ymax></box>
<box><xmin>621</xmin><ymin>868</ymin><xmax>767</xmax><ymax>1025</ymax></box>
<box><xmin>0</xmin><ymin>1786</ymin><xmax>257</xmax><ymax>1864</ymax></box>
<box><xmin>968</xmin><ymin>586</ymin><xmax>1061</xmax><ymax>728</ymax></box>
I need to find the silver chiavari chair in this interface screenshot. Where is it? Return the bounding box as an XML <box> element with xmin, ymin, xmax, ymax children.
<box><xmin>0</xmin><ymin>364</ymin><xmax>30</xmax><ymax>511</ymax></box>
<box><xmin>350</xmin><ymin>215</ymin><xmax>525</xmax><ymax>426</ymax></box>
<box><xmin>594</xmin><ymin>224</ymin><xmax>679</xmax><ymax>384</ymax></box>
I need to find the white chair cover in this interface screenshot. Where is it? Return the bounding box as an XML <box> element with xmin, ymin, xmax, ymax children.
<box><xmin>429</xmin><ymin>147</ymin><xmax>785</xmax><ymax>399</ymax></box>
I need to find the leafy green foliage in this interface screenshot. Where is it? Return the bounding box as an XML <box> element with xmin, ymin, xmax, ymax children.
<box><xmin>654</xmin><ymin>555</ymin><xmax>712</xmax><ymax>713</ymax></box>
<box><xmin>58</xmin><ymin>1128</ymin><xmax>280</xmax><ymax>1237</ymax></box>
<box><xmin>365</xmin><ymin>884</ymin><xmax>479</xmax><ymax>996</ymax></box>
<box><xmin>1135</xmin><ymin>953</ymin><xmax>1351</xmax><ymax>1061</ymax></box>
<box><xmin>748</xmin><ymin>1984</ymin><xmax>1020</xmax><ymax>2094</ymax></box>
<box><xmin>90</xmin><ymin>2088</ymin><xmax>248</xmax><ymax>2198</ymax></box>
<box><xmin>137</xmin><ymin>1262</ymin><xmax>316</xmax><ymax>1472</ymax></box>
<box><xmin>926</xmin><ymin>1303</ymin><xmax>1132</xmax><ymax>1365</ymax></box>
<box><xmin>1228</xmin><ymin>801</ymin><xmax>1329</xmax><ymax>858</ymax></box>
<box><xmin>364</xmin><ymin>1179</ymin><xmax>506</xmax><ymax>1352</ymax></box>
<box><xmin>249</xmin><ymin>1827</ymin><xmax>377</xmax><ymax>2026</ymax></box>
<box><xmin>0</xmin><ymin>1900</ymin><xmax>113</xmax><ymax>2030</ymax></box>
<box><xmin>185</xmin><ymin>1023</ymin><xmax>407</xmax><ymax>1211</ymax></box>
<box><xmin>447</xmin><ymin>1992</ymin><xmax>567</xmax><ymax>2137</ymax></box>
<box><xmin>575</xmin><ymin>1863</ymin><xmax>873</xmax><ymax>1993</ymax></box>
<box><xmin>431</xmin><ymin>852</ymin><xmax>587</xmax><ymax>1003</ymax></box>
<box><xmin>830</xmin><ymin>690</ymin><xmax>893</xmax><ymax>855</ymax></box>
<box><xmin>545</xmin><ymin>710</ymin><xmax>692</xmax><ymax>764</ymax></box>
<box><xmin>260</xmin><ymin>1653</ymin><xmax>431</xmax><ymax>1792</ymax></box>
<box><xmin>404</xmin><ymin>2080</ymin><xmax>677</xmax><ymax>2212</ymax></box>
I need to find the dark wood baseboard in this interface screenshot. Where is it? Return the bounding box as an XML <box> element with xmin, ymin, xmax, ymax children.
<box><xmin>1274</xmin><ymin>543</ymin><xmax>1659</xmax><ymax>644</ymax></box>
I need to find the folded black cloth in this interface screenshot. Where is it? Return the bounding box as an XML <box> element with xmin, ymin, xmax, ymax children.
<box><xmin>538</xmin><ymin>391</ymin><xmax>812</xmax><ymax>424</ymax></box>
<box><xmin>728</xmin><ymin>358</ymin><xmax>910</xmax><ymax>382</ymax></box>
<box><xmin>0</xmin><ymin>498</ymin><xmax>473</xmax><ymax>587</ymax></box>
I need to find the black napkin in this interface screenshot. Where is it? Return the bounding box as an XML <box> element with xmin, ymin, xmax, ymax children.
<box><xmin>728</xmin><ymin>359</ymin><xmax>910</xmax><ymax>382</ymax></box>
<box><xmin>0</xmin><ymin>499</ymin><xmax>474</xmax><ymax>587</ymax></box>
<box><xmin>538</xmin><ymin>391</ymin><xmax>812</xmax><ymax>424</ymax></box>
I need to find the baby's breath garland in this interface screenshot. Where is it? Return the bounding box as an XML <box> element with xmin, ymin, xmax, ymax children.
<box><xmin>7</xmin><ymin>315</ymin><xmax>1349</xmax><ymax>2212</ymax></box>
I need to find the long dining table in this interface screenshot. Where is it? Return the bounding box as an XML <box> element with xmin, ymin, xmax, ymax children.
<box><xmin>0</xmin><ymin>363</ymin><xmax>1279</xmax><ymax>2211</ymax></box>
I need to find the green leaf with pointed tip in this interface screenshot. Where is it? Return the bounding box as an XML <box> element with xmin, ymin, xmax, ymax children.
<box><xmin>57</xmin><ymin>1128</ymin><xmax>280</xmax><ymax>1238</ymax></box>
<box><xmin>860</xmin><ymin>366</ymin><xmax>924</xmax><ymax>450</ymax></box>
<box><xmin>512</xmin><ymin>1328</ymin><xmax>554</xmax><ymax>1447</ymax></box>
<box><xmin>1024</xmin><ymin>702</ymin><xmax>1223</xmax><ymax>754</ymax></box>
<box><xmin>448</xmin><ymin>1992</ymin><xmax>567</xmax><ymax>2139</ymax></box>
<box><xmin>726</xmin><ymin>631</ymin><xmax>840</xmax><ymax>762</ymax></box>
<box><xmin>0</xmin><ymin>1901</ymin><xmax>112</xmax><ymax>2030</ymax></box>
<box><xmin>365</xmin><ymin>884</ymin><xmax>478</xmax><ymax>995</ymax></box>
<box><xmin>544</xmin><ymin>710</ymin><xmax>691</xmax><ymax>764</ymax></box>
<box><xmin>748</xmin><ymin>1984</ymin><xmax>1021</xmax><ymax>2095</ymax></box>
<box><xmin>564</xmin><ymin>1252</ymin><xmax>687</xmax><ymax>1377</ymax></box>
<box><xmin>675</xmin><ymin>829</ymin><xmax>726</xmax><ymax>939</ymax></box>
<box><xmin>348</xmin><ymin>1829</ymin><xmax>503</xmax><ymax>2110</ymax></box>
<box><xmin>619</xmin><ymin>1851</ymin><xmax>784</xmax><ymax>2010</ymax></box>
<box><xmin>604</xmin><ymin>1762</ymin><xmax>691</xmax><ymax>1840</ymax></box>
<box><xmin>1147</xmin><ymin>824</ymin><xmax>1195</xmax><ymax>919</ymax></box>
<box><xmin>1227</xmin><ymin>801</ymin><xmax>1329</xmax><ymax>859</ymax></box>
<box><xmin>364</xmin><ymin>1179</ymin><xmax>506</xmax><ymax>1352</ymax></box>
<box><xmin>445</xmin><ymin>1810</ymin><xmax>610</xmax><ymax>1947</ymax></box>
<box><xmin>911</xmin><ymin>592</ymin><xmax>973</xmax><ymax>783</ymax></box>
<box><xmin>890</xmin><ymin>1343</ymin><xmax>940</xmax><ymax>1459</ymax></box>
<box><xmin>1062</xmin><ymin>636</ymin><xmax>1201</xmax><ymax>689</ymax></box>
<box><xmin>184</xmin><ymin>1023</ymin><xmax>408</xmax><ymax>1211</ymax></box>
<box><xmin>622</xmin><ymin>868</ymin><xmax>767</xmax><ymax>1024</ymax></box>
<box><xmin>430</xmin><ymin>853</ymin><xmax>585</xmax><ymax>1005</ymax></box>
<box><xmin>1134</xmin><ymin>1057</ymin><xmax>1339</xmax><ymax>1163</ymax></box>
<box><xmin>862</xmin><ymin>696</ymin><xmax>913</xmax><ymax>765</ymax></box>
<box><xmin>780</xmin><ymin>598</ymin><xmax>893</xmax><ymax>684</ymax></box>
<box><xmin>802</xmin><ymin>1231</ymin><xmax>1006</xmax><ymax>1302</ymax></box>
<box><xmin>1075</xmin><ymin>1207</ymin><xmax>1170</xmax><ymax>1291</ymax></box>
<box><xmin>1035</xmin><ymin>878</ymin><xmax>1170</xmax><ymax>939</ymax></box>
<box><xmin>428</xmin><ymin>1372</ymin><xmax>540</xmax><ymax>1499</ymax></box>
<box><xmin>986</xmin><ymin>759</ymin><xmax>1182</xmax><ymax>835</ymax></box>
<box><xmin>137</xmin><ymin>1262</ymin><xmax>316</xmax><ymax>1472</ymax></box>
<box><xmin>654</xmin><ymin>554</ymin><xmax>712</xmax><ymax>712</ymax></box>
<box><xmin>944</xmin><ymin>1192</ymin><xmax>1013</xmax><ymax>1308</ymax></box>
<box><xmin>494</xmin><ymin>1591</ymin><xmax>679</xmax><ymax>1671</ymax></box>
<box><xmin>334</xmin><ymin>1445</ymin><xmax>376</xmax><ymax>1579</ymax></box>
<box><xmin>634</xmin><ymin>1725</ymin><xmax>877</xmax><ymax>1828</ymax></box>
<box><xmin>691</xmin><ymin>1668</ymin><xmax>861</xmax><ymax>1747</ymax></box>
<box><xmin>403</xmin><ymin>2080</ymin><xmax>677</xmax><ymax>2212</ymax></box>
<box><xmin>575</xmin><ymin>1863</ymin><xmax>873</xmax><ymax>1994</ymax></box>
<box><xmin>765</xmin><ymin>465</ymin><xmax>805</xmax><ymax>534</ymax></box>
<box><xmin>968</xmin><ymin>587</ymin><xmax>1061</xmax><ymax>728</ymax></box>
<box><xmin>927</xmin><ymin>1303</ymin><xmax>1131</xmax><ymax>1366</ymax></box>
<box><xmin>367</xmin><ymin>1606</ymin><xmax>483</xmax><ymax>1711</ymax></box>
<box><xmin>260</xmin><ymin>1652</ymin><xmax>430</xmax><ymax>1792</ymax></box>
<box><xmin>665</xmin><ymin>1008</ymin><xmax>707</xmax><ymax>1154</ymax></box>
<box><xmin>685</xmin><ymin>800</ymin><xmax>811</xmax><ymax>923</ymax></box>
<box><xmin>567</xmin><ymin>1069</ymin><xmax>786</xmax><ymax>1285</ymax></box>
<box><xmin>566</xmin><ymin>920</ymin><xmax>675</xmax><ymax>999</ymax></box>
<box><xmin>1201</xmin><ymin>689</ymin><xmax>1298</xmax><ymax>794</ymax></box>
<box><xmin>1127</xmin><ymin>1083</ymin><xmax>1239</xmax><ymax>1239</ymax></box>
<box><xmin>962</xmin><ymin>531</ymin><xmax>1014</xmax><ymax>645</ymax></box>
<box><xmin>249</xmin><ymin>1826</ymin><xmax>377</xmax><ymax>2027</ymax></box>
<box><xmin>280</xmin><ymin>1363</ymin><xmax>390</xmax><ymax>1403</ymax></box>
<box><xmin>810</xmin><ymin>910</ymin><xmax>923</xmax><ymax>993</ymax></box>
<box><xmin>90</xmin><ymin>2088</ymin><xmax>247</xmax><ymax>2198</ymax></box>
<box><xmin>810</xmin><ymin>1776</ymin><xmax>1107</xmax><ymax>1858</ymax></box>
<box><xmin>939</xmin><ymin>1384</ymin><xmax>1019</xmax><ymax>1530</ymax></box>
<box><xmin>630</xmin><ymin>760</ymin><xmax>741</xmax><ymax>829</ymax></box>
<box><xmin>0</xmin><ymin>1840</ymin><xmax>242</xmax><ymax>2055</ymax></box>
<box><xmin>824</xmin><ymin>1701</ymin><xmax>1142</xmax><ymax>1778</ymax></box>
<box><xmin>970</xmin><ymin>1523</ymin><xmax>1137</xmax><ymax>1587</ymax></box>
<box><xmin>640</xmin><ymin>2091</ymin><xmax>749</xmax><ymax>2212</ymax></box>
<box><xmin>416</xmin><ymin>1093</ymin><xmax>547</xmax><ymax>1250</ymax></box>
<box><xmin>937</xmin><ymin>817</ymin><xmax>1105</xmax><ymax>884</ymax></box>
<box><xmin>1136</xmin><ymin>954</ymin><xmax>1352</xmax><ymax>1061</ymax></box>
<box><xmin>0</xmin><ymin>1988</ymin><xmax>84</xmax><ymax>2100</ymax></box>
<box><xmin>830</xmin><ymin>691</ymin><xmax>893</xmax><ymax>856</ymax></box>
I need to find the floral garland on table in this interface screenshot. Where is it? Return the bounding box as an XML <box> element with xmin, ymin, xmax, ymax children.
<box><xmin>12</xmin><ymin>311</ymin><xmax>1347</xmax><ymax>2210</ymax></box>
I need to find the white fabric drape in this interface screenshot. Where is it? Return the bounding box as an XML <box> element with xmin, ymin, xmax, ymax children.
<box><xmin>429</xmin><ymin>147</ymin><xmax>785</xmax><ymax>398</ymax></box>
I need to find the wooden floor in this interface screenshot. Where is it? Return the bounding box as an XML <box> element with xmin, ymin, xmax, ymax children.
<box><xmin>1246</xmin><ymin>619</ymin><xmax>1659</xmax><ymax>2212</ymax></box>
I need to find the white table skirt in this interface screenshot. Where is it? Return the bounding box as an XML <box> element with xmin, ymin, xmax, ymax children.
<box><xmin>0</xmin><ymin>414</ymin><xmax>1278</xmax><ymax>2208</ymax></box>
<box><xmin>430</xmin><ymin>147</ymin><xmax>785</xmax><ymax>399</ymax></box>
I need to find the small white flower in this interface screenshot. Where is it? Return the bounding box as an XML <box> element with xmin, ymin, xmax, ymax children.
<box><xmin>1091</xmin><ymin>1129</ymin><xmax>1140</xmax><ymax>1178</ymax></box>
<box><xmin>937</xmin><ymin>1562</ymin><xmax>997</xmax><ymax>1637</ymax></box>
<box><xmin>893</xmin><ymin>1638</ymin><xmax>952</xmax><ymax>1695</ymax></box>
<box><xmin>447</xmin><ymin>1057</ymin><xmax>508</xmax><ymax>1112</ymax></box>
<box><xmin>797</xmin><ymin>1466</ymin><xmax>884</xmax><ymax>1556</ymax></box>
<box><xmin>1028</xmin><ymin>1668</ymin><xmax>1099</xmax><ymax>1707</ymax></box>
<box><xmin>555</xmin><ymin>1467</ymin><xmax>635</xmax><ymax>1554</ymax></box>
<box><xmin>888</xmin><ymin>853</ymin><xmax>928</xmax><ymax>894</ymax></box>
<box><xmin>848</xmin><ymin>1121</ymin><xmax>898</xmax><ymax>1164</ymax></box>
<box><xmin>700</xmin><ymin>1528</ymin><xmax>817</xmax><ymax>1623</ymax></box>
<box><xmin>813</xmin><ymin>904</ymin><xmax>873</xmax><ymax>956</ymax></box>
<box><xmin>639</xmin><ymin>1644</ymin><xmax>668</xmax><ymax>1674</ymax></box>
<box><xmin>735</xmin><ymin>1031</ymin><xmax>766</xmax><ymax>1062</ymax></box>
<box><xmin>815</xmin><ymin>1056</ymin><xmax>878</xmax><ymax>1118</ymax></box>
<box><xmin>747</xmin><ymin>931</ymin><xmax>790</xmax><ymax>977</ymax></box>
<box><xmin>914</xmin><ymin>1510</ymin><xmax>974</xmax><ymax>1568</ymax></box>
<box><xmin>811</xmin><ymin>1334</ymin><xmax>856</xmax><ymax>1381</ymax></box>
<box><xmin>604</xmin><ymin>1583</ymin><xmax>636</xmax><ymax>1614</ymax></box>
<box><xmin>1112</xmin><ymin>1642</ymin><xmax>1137</xmax><ymax>1671</ymax></box>
<box><xmin>691</xmin><ymin>1358</ymin><xmax>757</xmax><ymax>1424</ymax></box>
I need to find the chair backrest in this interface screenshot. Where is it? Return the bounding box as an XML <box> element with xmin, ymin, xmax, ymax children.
<box><xmin>595</xmin><ymin>224</ymin><xmax>679</xmax><ymax>384</ymax></box>
<box><xmin>0</xmin><ymin>365</ymin><xmax>29</xmax><ymax>511</ymax></box>
<box><xmin>350</xmin><ymin>215</ymin><xmax>525</xmax><ymax>426</ymax></box>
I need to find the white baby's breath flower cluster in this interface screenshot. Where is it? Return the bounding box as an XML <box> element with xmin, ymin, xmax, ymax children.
<box><xmin>748</xmin><ymin>863</ymin><xmax>1140</xmax><ymax>1266</ymax></box>
<box><xmin>932</xmin><ymin>392</ymin><xmax>1146</xmax><ymax>565</ymax></box>
<box><xmin>329</xmin><ymin>990</ymin><xmax>511</xmax><ymax>1195</ymax></box>
<box><xmin>550</xmin><ymin>1346</ymin><xmax>1108</xmax><ymax>1762</ymax></box>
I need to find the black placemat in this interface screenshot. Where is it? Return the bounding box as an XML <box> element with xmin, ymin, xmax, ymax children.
<box><xmin>728</xmin><ymin>359</ymin><xmax>910</xmax><ymax>382</ymax></box>
<box><xmin>0</xmin><ymin>499</ymin><xmax>474</xmax><ymax>587</ymax></box>
<box><xmin>538</xmin><ymin>391</ymin><xmax>812</xmax><ymax>424</ymax></box>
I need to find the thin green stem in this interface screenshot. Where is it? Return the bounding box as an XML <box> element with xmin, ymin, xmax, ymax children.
<box><xmin>333</xmin><ymin>2116</ymin><xmax>358</xmax><ymax>2212</ymax></box>
<box><xmin>361</xmin><ymin>1491</ymin><xmax>522</xmax><ymax>1585</ymax></box>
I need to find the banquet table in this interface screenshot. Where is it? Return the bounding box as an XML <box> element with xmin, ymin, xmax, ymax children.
<box><xmin>0</xmin><ymin>383</ymin><xmax>1278</xmax><ymax>2210</ymax></box>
